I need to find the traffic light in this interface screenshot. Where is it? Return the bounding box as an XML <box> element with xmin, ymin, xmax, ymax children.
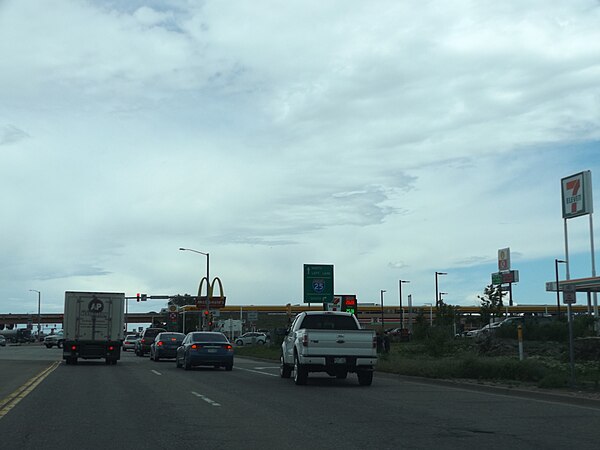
<box><xmin>136</xmin><ymin>293</ymin><xmax>141</xmax><ymax>302</ymax></box>
<box><xmin>341</xmin><ymin>295</ymin><xmax>358</xmax><ymax>315</ymax></box>
<box><xmin>141</xmin><ymin>294</ymin><xmax>147</xmax><ymax>301</ymax></box>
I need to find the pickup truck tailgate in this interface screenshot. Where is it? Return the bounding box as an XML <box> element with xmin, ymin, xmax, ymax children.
<box><xmin>302</xmin><ymin>330</ymin><xmax>375</xmax><ymax>357</ymax></box>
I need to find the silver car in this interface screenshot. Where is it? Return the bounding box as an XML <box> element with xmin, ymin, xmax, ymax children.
<box><xmin>235</xmin><ymin>332</ymin><xmax>268</xmax><ymax>346</ymax></box>
<box><xmin>122</xmin><ymin>334</ymin><xmax>138</xmax><ymax>352</ymax></box>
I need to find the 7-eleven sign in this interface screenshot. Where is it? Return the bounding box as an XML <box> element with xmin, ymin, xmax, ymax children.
<box><xmin>562</xmin><ymin>171</ymin><xmax>593</xmax><ymax>219</ymax></box>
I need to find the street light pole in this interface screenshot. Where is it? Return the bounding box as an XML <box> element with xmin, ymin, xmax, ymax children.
<box><xmin>555</xmin><ymin>259</ymin><xmax>566</xmax><ymax>319</ymax></box>
<box><xmin>380</xmin><ymin>290</ymin><xmax>386</xmax><ymax>331</ymax></box>
<box><xmin>29</xmin><ymin>289</ymin><xmax>41</xmax><ymax>340</ymax></box>
<box><xmin>398</xmin><ymin>280</ymin><xmax>410</xmax><ymax>330</ymax></box>
<box><xmin>435</xmin><ymin>271</ymin><xmax>447</xmax><ymax>307</ymax></box>
<box><xmin>179</xmin><ymin>247</ymin><xmax>210</xmax><ymax>330</ymax></box>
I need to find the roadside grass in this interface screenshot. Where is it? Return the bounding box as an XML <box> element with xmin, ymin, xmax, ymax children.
<box><xmin>232</xmin><ymin>340</ymin><xmax>600</xmax><ymax>390</ymax></box>
<box><xmin>234</xmin><ymin>344</ymin><xmax>280</xmax><ymax>360</ymax></box>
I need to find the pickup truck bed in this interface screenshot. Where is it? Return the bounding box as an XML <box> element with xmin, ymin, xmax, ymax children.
<box><xmin>280</xmin><ymin>311</ymin><xmax>377</xmax><ymax>386</ymax></box>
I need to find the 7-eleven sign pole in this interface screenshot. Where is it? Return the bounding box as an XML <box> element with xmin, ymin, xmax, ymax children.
<box><xmin>561</xmin><ymin>171</ymin><xmax>597</xmax><ymax>321</ymax></box>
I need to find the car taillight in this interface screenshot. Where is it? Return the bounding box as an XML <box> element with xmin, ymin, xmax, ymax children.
<box><xmin>71</xmin><ymin>345</ymin><xmax>77</xmax><ymax>351</ymax></box>
<box><xmin>302</xmin><ymin>334</ymin><xmax>308</xmax><ymax>347</ymax></box>
<box><xmin>108</xmin><ymin>346</ymin><xmax>115</xmax><ymax>351</ymax></box>
<box><xmin>141</xmin><ymin>339</ymin><xmax>146</xmax><ymax>343</ymax></box>
<box><xmin>191</xmin><ymin>344</ymin><xmax>201</xmax><ymax>349</ymax></box>
<box><xmin>225</xmin><ymin>344</ymin><xmax>232</xmax><ymax>350</ymax></box>
<box><xmin>170</xmin><ymin>338</ymin><xmax>177</xmax><ymax>341</ymax></box>
<box><xmin>157</xmin><ymin>341</ymin><xmax>163</xmax><ymax>346</ymax></box>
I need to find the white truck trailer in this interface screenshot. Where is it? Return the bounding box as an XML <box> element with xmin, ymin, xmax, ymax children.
<box><xmin>63</xmin><ymin>291</ymin><xmax>125</xmax><ymax>365</ymax></box>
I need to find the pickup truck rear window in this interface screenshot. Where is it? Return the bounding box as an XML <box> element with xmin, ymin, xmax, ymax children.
<box><xmin>299</xmin><ymin>315</ymin><xmax>359</xmax><ymax>330</ymax></box>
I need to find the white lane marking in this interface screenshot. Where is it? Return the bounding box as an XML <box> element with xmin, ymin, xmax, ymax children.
<box><xmin>151</xmin><ymin>370</ymin><xmax>162</xmax><ymax>376</ymax></box>
<box><xmin>236</xmin><ymin>367</ymin><xmax>279</xmax><ymax>377</ymax></box>
<box><xmin>192</xmin><ymin>391</ymin><xmax>221</xmax><ymax>407</ymax></box>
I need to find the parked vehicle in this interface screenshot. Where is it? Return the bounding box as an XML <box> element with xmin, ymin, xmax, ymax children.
<box><xmin>0</xmin><ymin>327</ymin><xmax>33</xmax><ymax>344</ymax></box>
<box><xmin>62</xmin><ymin>291</ymin><xmax>125</xmax><ymax>365</ymax></box>
<box><xmin>44</xmin><ymin>331</ymin><xmax>64</xmax><ymax>348</ymax></box>
<box><xmin>280</xmin><ymin>311</ymin><xmax>377</xmax><ymax>386</ymax></box>
<box><xmin>0</xmin><ymin>335</ymin><xmax>6</xmax><ymax>346</ymax></box>
<box><xmin>176</xmin><ymin>332</ymin><xmax>234</xmax><ymax>371</ymax></box>
<box><xmin>235</xmin><ymin>332</ymin><xmax>268</xmax><ymax>346</ymax></box>
<box><xmin>135</xmin><ymin>327</ymin><xmax>167</xmax><ymax>356</ymax></box>
<box><xmin>150</xmin><ymin>332</ymin><xmax>185</xmax><ymax>361</ymax></box>
<box><xmin>122</xmin><ymin>334</ymin><xmax>139</xmax><ymax>352</ymax></box>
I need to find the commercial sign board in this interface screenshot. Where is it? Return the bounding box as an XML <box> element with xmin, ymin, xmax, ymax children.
<box><xmin>562</xmin><ymin>171</ymin><xmax>593</xmax><ymax>219</ymax></box>
<box><xmin>491</xmin><ymin>270</ymin><xmax>519</xmax><ymax>285</ymax></box>
<box><xmin>498</xmin><ymin>248</ymin><xmax>510</xmax><ymax>271</ymax></box>
<box><xmin>303</xmin><ymin>264</ymin><xmax>334</xmax><ymax>303</ymax></box>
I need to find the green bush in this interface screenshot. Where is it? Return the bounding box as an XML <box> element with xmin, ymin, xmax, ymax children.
<box><xmin>538</xmin><ymin>372</ymin><xmax>568</xmax><ymax>388</ymax></box>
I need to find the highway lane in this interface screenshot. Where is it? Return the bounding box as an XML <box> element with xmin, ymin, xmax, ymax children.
<box><xmin>1</xmin><ymin>346</ymin><xmax>599</xmax><ymax>449</ymax></box>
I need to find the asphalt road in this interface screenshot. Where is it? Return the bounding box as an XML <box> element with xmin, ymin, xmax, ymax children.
<box><xmin>1</xmin><ymin>343</ymin><xmax>599</xmax><ymax>449</ymax></box>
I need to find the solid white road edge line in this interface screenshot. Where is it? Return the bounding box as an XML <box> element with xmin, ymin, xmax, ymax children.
<box><xmin>236</xmin><ymin>367</ymin><xmax>279</xmax><ymax>377</ymax></box>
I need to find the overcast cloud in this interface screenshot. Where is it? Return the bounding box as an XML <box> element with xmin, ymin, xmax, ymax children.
<box><xmin>1</xmin><ymin>0</ymin><xmax>600</xmax><ymax>315</ymax></box>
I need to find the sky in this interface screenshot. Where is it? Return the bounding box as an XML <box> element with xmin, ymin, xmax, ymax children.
<box><xmin>1</xmin><ymin>0</ymin><xmax>600</xmax><ymax>318</ymax></box>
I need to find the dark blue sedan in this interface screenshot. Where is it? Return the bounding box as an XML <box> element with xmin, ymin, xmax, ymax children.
<box><xmin>150</xmin><ymin>332</ymin><xmax>185</xmax><ymax>361</ymax></box>
<box><xmin>176</xmin><ymin>332</ymin><xmax>234</xmax><ymax>371</ymax></box>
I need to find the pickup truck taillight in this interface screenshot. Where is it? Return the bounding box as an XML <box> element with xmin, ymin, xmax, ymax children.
<box><xmin>302</xmin><ymin>334</ymin><xmax>308</xmax><ymax>347</ymax></box>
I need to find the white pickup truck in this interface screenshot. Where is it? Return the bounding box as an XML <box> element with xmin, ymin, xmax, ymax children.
<box><xmin>280</xmin><ymin>311</ymin><xmax>377</xmax><ymax>386</ymax></box>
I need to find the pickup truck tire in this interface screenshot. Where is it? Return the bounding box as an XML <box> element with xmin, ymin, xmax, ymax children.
<box><xmin>176</xmin><ymin>356</ymin><xmax>182</xmax><ymax>368</ymax></box>
<box><xmin>357</xmin><ymin>369</ymin><xmax>373</xmax><ymax>386</ymax></box>
<box><xmin>57</xmin><ymin>341</ymin><xmax>63</xmax><ymax>349</ymax></box>
<box><xmin>235</xmin><ymin>340</ymin><xmax>243</xmax><ymax>346</ymax></box>
<box><xmin>293</xmin><ymin>354</ymin><xmax>308</xmax><ymax>385</ymax></box>
<box><xmin>280</xmin><ymin>355</ymin><xmax>292</xmax><ymax>378</ymax></box>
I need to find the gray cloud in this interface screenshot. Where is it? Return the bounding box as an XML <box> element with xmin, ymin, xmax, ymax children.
<box><xmin>0</xmin><ymin>125</ymin><xmax>29</xmax><ymax>145</ymax></box>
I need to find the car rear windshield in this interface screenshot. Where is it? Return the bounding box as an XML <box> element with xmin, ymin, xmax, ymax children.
<box><xmin>190</xmin><ymin>333</ymin><xmax>228</xmax><ymax>343</ymax></box>
<box><xmin>125</xmin><ymin>336</ymin><xmax>137</xmax><ymax>340</ymax></box>
<box><xmin>299</xmin><ymin>315</ymin><xmax>359</xmax><ymax>330</ymax></box>
<box><xmin>144</xmin><ymin>329</ymin><xmax>165</xmax><ymax>338</ymax></box>
<box><xmin>159</xmin><ymin>333</ymin><xmax>184</xmax><ymax>341</ymax></box>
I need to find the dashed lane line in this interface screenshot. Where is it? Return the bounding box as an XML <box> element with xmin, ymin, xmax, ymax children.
<box><xmin>0</xmin><ymin>361</ymin><xmax>61</xmax><ymax>419</ymax></box>
<box><xmin>192</xmin><ymin>391</ymin><xmax>221</xmax><ymax>407</ymax></box>
<box><xmin>151</xmin><ymin>370</ymin><xmax>162</xmax><ymax>376</ymax></box>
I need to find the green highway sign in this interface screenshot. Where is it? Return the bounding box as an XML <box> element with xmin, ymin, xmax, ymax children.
<box><xmin>303</xmin><ymin>264</ymin><xmax>334</xmax><ymax>303</ymax></box>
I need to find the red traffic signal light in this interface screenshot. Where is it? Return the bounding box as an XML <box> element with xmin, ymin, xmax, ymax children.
<box><xmin>136</xmin><ymin>293</ymin><xmax>141</xmax><ymax>302</ymax></box>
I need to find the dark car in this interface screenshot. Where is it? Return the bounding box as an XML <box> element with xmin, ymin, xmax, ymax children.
<box><xmin>135</xmin><ymin>327</ymin><xmax>167</xmax><ymax>356</ymax></box>
<box><xmin>176</xmin><ymin>331</ymin><xmax>234</xmax><ymax>371</ymax></box>
<box><xmin>150</xmin><ymin>332</ymin><xmax>185</xmax><ymax>361</ymax></box>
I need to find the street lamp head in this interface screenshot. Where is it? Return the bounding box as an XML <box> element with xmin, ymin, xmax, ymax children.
<box><xmin>556</xmin><ymin>259</ymin><xmax>567</xmax><ymax>264</ymax></box>
<box><xmin>179</xmin><ymin>247</ymin><xmax>208</xmax><ymax>256</ymax></box>
<box><xmin>436</xmin><ymin>272</ymin><xmax>447</xmax><ymax>276</ymax></box>
<box><xmin>400</xmin><ymin>280</ymin><xmax>410</xmax><ymax>284</ymax></box>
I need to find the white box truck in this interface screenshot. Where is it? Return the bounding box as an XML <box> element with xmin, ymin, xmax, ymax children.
<box><xmin>63</xmin><ymin>291</ymin><xmax>125</xmax><ymax>365</ymax></box>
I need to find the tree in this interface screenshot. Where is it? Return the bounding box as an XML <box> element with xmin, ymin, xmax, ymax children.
<box><xmin>478</xmin><ymin>284</ymin><xmax>505</xmax><ymax>325</ymax></box>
